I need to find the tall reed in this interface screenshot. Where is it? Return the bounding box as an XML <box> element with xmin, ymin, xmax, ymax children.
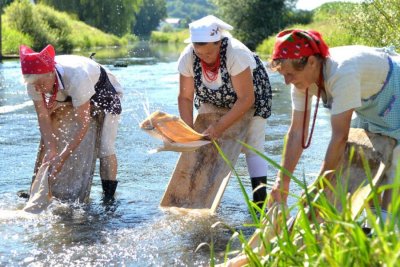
<box><xmin>210</xmin><ymin>140</ymin><xmax>400</xmax><ymax>267</ymax></box>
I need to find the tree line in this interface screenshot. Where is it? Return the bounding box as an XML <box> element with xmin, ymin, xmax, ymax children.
<box><xmin>1</xmin><ymin>0</ymin><xmax>167</xmax><ymax>37</ymax></box>
<box><xmin>2</xmin><ymin>0</ymin><xmax>398</xmax><ymax>54</ymax></box>
<box><xmin>37</xmin><ymin>0</ymin><xmax>168</xmax><ymax>37</ymax></box>
<box><xmin>1</xmin><ymin>0</ymin><xmax>312</xmax><ymax>51</ymax></box>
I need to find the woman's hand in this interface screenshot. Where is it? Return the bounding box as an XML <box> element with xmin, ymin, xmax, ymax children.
<box><xmin>48</xmin><ymin>154</ymin><xmax>66</xmax><ymax>180</ymax></box>
<box><xmin>203</xmin><ymin>123</ymin><xmax>224</xmax><ymax>140</ymax></box>
<box><xmin>268</xmin><ymin>177</ymin><xmax>290</xmax><ymax>207</ymax></box>
<box><xmin>43</xmin><ymin>147</ymin><xmax>58</xmax><ymax>163</ymax></box>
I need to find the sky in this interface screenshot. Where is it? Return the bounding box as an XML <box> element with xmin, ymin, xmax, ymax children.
<box><xmin>296</xmin><ymin>0</ymin><xmax>363</xmax><ymax>10</ymax></box>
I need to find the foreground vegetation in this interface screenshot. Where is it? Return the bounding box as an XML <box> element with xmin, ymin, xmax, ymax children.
<box><xmin>211</xmin><ymin>142</ymin><xmax>400</xmax><ymax>266</ymax></box>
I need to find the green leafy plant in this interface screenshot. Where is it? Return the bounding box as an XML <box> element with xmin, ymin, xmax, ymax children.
<box><xmin>205</xmin><ymin>140</ymin><xmax>400</xmax><ymax>266</ymax></box>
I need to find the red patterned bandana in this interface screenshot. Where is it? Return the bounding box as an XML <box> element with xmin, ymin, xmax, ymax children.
<box><xmin>272</xmin><ymin>29</ymin><xmax>329</xmax><ymax>60</ymax></box>
<box><xmin>19</xmin><ymin>44</ymin><xmax>55</xmax><ymax>74</ymax></box>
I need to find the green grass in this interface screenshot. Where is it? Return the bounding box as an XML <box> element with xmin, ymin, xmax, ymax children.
<box><xmin>1</xmin><ymin>0</ymin><xmax>136</xmax><ymax>55</ymax></box>
<box><xmin>209</xmin><ymin>140</ymin><xmax>400</xmax><ymax>266</ymax></box>
<box><xmin>150</xmin><ymin>29</ymin><xmax>189</xmax><ymax>43</ymax></box>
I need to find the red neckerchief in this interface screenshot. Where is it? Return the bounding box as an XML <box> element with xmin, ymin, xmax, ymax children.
<box><xmin>41</xmin><ymin>74</ymin><xmax>59</xmax><ymax>109</ymax></box>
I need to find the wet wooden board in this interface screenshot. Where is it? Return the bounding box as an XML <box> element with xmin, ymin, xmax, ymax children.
<box><xmin>31</xmin><ymin>102</ymin><xmax>102</xmax><ymax>203</ymax></box>
<box><xmin>160</xmin><ymin>108</ymin><xmax>254</xmax><ymax>213</ymax></box>
<box><xmin>338</xmin><ymin>128</ymin><xmax>395</xmax><ymax>219</ymax></box>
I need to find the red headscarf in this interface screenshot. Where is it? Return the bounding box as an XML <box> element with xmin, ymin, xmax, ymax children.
<box><xmin>19</xmin><ymin>44</ymin><xmax>56</xmax><ymax>74</ymax></box>
<box><xmin>272</xmin><ymin>29</ymin><xmax>329</xmax><ymax>60</ymax></box>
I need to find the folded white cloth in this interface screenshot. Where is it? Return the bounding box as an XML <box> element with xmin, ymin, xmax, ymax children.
<box><xmin>23</xmin><ymin>163</ymin><xmax>54</xmax><ymax>213</ymax></box>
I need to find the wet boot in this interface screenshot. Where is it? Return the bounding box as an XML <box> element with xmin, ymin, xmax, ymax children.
<box><xmin>101</xmin><ymin>180</ymin><xmax>118</xmax><ymax>202</ymax></box>
<box><xmin>251</xmin><ymin>176</ymin><xmax>267</xmax><ymax>209</ymax></box>
<box><xmin>17</xmin><ymin>190</ymin><xmax>30</xmax><ymax>199</ymax></box>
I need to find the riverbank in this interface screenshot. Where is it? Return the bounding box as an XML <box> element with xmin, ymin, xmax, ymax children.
<box><xmin>1</xmin><ymin>54</ymin><xmax>19</xmax><ymax>60</ymax></box>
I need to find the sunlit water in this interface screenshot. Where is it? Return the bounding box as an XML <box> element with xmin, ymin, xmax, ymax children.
<box><xmin>0</xmin><ymin>42</ymin><xmax>331</xmax><ymax>266</ymax></box>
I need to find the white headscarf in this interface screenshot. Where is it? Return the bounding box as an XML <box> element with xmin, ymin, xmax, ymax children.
<box><xmin>184</xmin><ymin>15</ymin><xmax>233</xmax><ymax>43</ymax></box>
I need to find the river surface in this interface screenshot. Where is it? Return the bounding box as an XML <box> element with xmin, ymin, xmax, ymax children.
<box><xmin>0</xmin><ymin>42</ymin><xmax>331</xmax><ymax>266</ymax></box>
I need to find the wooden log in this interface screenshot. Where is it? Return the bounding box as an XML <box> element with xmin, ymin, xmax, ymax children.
<box><xmin>31</xmin><ymin>102</ymin><xmax>102</xmax><ymax>203</ymax></box>
<box><xmin>160</xmin><ymin>107</ymin><xmax>254</xmax><ymax>213</ymax></box>
<box><xmin>324</xmin><ymin>128</ymin><xmax>396</xmax><ymax>215</ymax></box>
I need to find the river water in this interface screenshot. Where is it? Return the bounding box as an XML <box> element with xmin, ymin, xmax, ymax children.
<box><xmin>0</xmin><ymin>42</ymin><xmax>331</xmax><ymax>266</ymax></box>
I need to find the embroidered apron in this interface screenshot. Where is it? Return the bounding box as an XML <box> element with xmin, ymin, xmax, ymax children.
<box><xmin>193</xmin><ymin>37</ymin><xmax>272</xmax><ymax>119</ymax></box>
<box><xmin>352</xmin><ymin>56</ymin><xmax>400</xmax><ymax>143</ymax></box>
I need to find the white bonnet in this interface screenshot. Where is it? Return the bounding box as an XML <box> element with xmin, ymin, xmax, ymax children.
<box><xmin>184</xmin><ymin>15</ymin><xmax>233</xmax><ymax>43</ymax></box>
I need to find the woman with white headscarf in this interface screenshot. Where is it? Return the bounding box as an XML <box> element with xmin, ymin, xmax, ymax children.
<box><xmin>177</xmin><ymin>15</ymin><xmax>273</xmax><ymax>208</ymax></box>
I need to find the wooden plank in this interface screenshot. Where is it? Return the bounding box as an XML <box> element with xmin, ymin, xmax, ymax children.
<box><xmin>350</xmin><ymin>161</ymin><xmax>386</xmax><ymax>220</ymax></box>
<box><xmin>160</xmin><ymin>107</ymin><xmax>254</xmax><ymax>213</ymax></box>
<box><xmin>31</xmin><ymin>103</ymin><xmax>102</xmax><ymax>203</ymax></box>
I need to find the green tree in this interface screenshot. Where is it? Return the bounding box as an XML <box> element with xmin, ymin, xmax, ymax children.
<box><xmin>38</xmin><ymin>0</ymin><xmax>143</xmax><ymax>36</ymax></box>
<box><xmin>212</xmin><ymin>0</ymin><xmax>298</xmax><ymax>50</ymax></box>
<box><xmin>339</xmin><ymin>0</ymin><xmax>400</xmax><ymax>48</ymax></box>
<box><xmin>0</xmin><ymin>0</ymin><xmax>14</xmax><ymax>9</ymax></box>
<box><xmin>133</xmin><ymin>0</ymin><xmax>167</xmax><ymax>37</ymax></box>
<box><xmin>4</xmin><ymin>0</ymin><xmax>72</xmax><ymax>51</ymax></box>
<box><xmin>166</xmin><ymin>0</ymin><xmax>215</xmax><ymax>22</ymax></box>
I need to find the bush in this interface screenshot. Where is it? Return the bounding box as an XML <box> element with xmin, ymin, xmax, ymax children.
<box><xmin>4</xmin><ymin>0</ymin><xmax>52</xmax><ymax>51</ymax></box>
<box><xmin>2</xmin><ymin>0</ymin><xmax>130</xmax><ymax>54</ymax></box>
<box><xmin>1</xmin><ymin>26</ymin><xmax>33</xmax><ymax>55</ymax></box>
<box><xmin>150</xmin><ymin>29</ymin><xmax>189</xmax><ymax>43</ymax></box>
<box><xmin>256</xmin><ymin>2</ymin><xmax>361</xmax><ymax>58</ymax></box>
<box><xmin>339</xmin><ymin>0</ymin><xmax>400</xmax><ymax>49</ymax></box>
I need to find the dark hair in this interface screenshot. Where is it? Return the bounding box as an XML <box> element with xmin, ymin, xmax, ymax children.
<box><xmin>193</xmin><ymin>40</ymin><xmax>221</xmax><ymax>46</ymax></box>
<box><xmin>269</xmin><ymin>55</ymin><xmax>323</xmax><ymax>72</ymax></box>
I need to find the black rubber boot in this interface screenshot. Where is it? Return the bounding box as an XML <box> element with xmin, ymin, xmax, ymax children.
<box><xmin>17</xmin><ymin>190</ymin><xmax>30</xmax><ymax>199</ymax></box>
<box><xmin>101</xmin><ymin>180</ymin><xmax>118</xmax><ymax>202</ymax></box>
<box><xmin>251</xmin><ymin>176</ymin><xmax>267</xmax><ymax>209</ymax></box>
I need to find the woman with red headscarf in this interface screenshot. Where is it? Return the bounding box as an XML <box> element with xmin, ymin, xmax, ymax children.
<box><xmin>269</xmin><ymin>29</ymin><xmax>400</xmax><ymax>207</ymax></box>
<box><xmin>19</xmin><ymin>44</ymin><xmax>123</xmax><ymax>201</ymax></box>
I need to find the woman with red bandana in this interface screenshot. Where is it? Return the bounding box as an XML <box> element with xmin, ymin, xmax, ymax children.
<box><xmin>177</xmin><ymin>15</ymin><xmax>273</xmax><ymax>208</ymax></box>
<box><xmin>269</xmin><ymin>29</ymin><xmax>400</xmax><ymax>207</ymax></box>
<box><xmin>19</xmin><ymin>44</ymin><xmax>123</xmax><ymax>201</ymax></box>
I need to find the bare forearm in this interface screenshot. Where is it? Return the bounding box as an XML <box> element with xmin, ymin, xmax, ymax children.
<box><xmin>59</xmin><ymin>102</ymin><xmax>91</xmax><ymax>161</ymax></box>
<box><xmin>35</xmin><ymin>102</ymin><xmax>57</xmax><ymax>151</ymax></box>
<box><xmin>217</xmin><ymin>96</ymin><xmax>253</xmax><ymax>133</ymax></box>
<box><xmin>178</xmin><ymin>96</ymin><xmax>194</xmax><ymax>128</ymax></box>
<box><xmin>319</xmin><ymin>136</ymin><xmax>347</xmax><ymax>176</ymax></box>
<box><xmin>59</xmin><ymin>118</ymin><xmax>90</xmax><ymax>161</ymax></box>
<box><xmin>279</xmin><ymin>130</ymin><xmax>304</xmax><ymax>183</ymax></box>
<box><xmin>320</xmin><ymin>109</ymin><xmax>353</xmax><ymax>176</ymax></box>
<box><xmin>220</xmin><ymin>67</ymin><xmax>255</xmax><ymax>134</ymax></box>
